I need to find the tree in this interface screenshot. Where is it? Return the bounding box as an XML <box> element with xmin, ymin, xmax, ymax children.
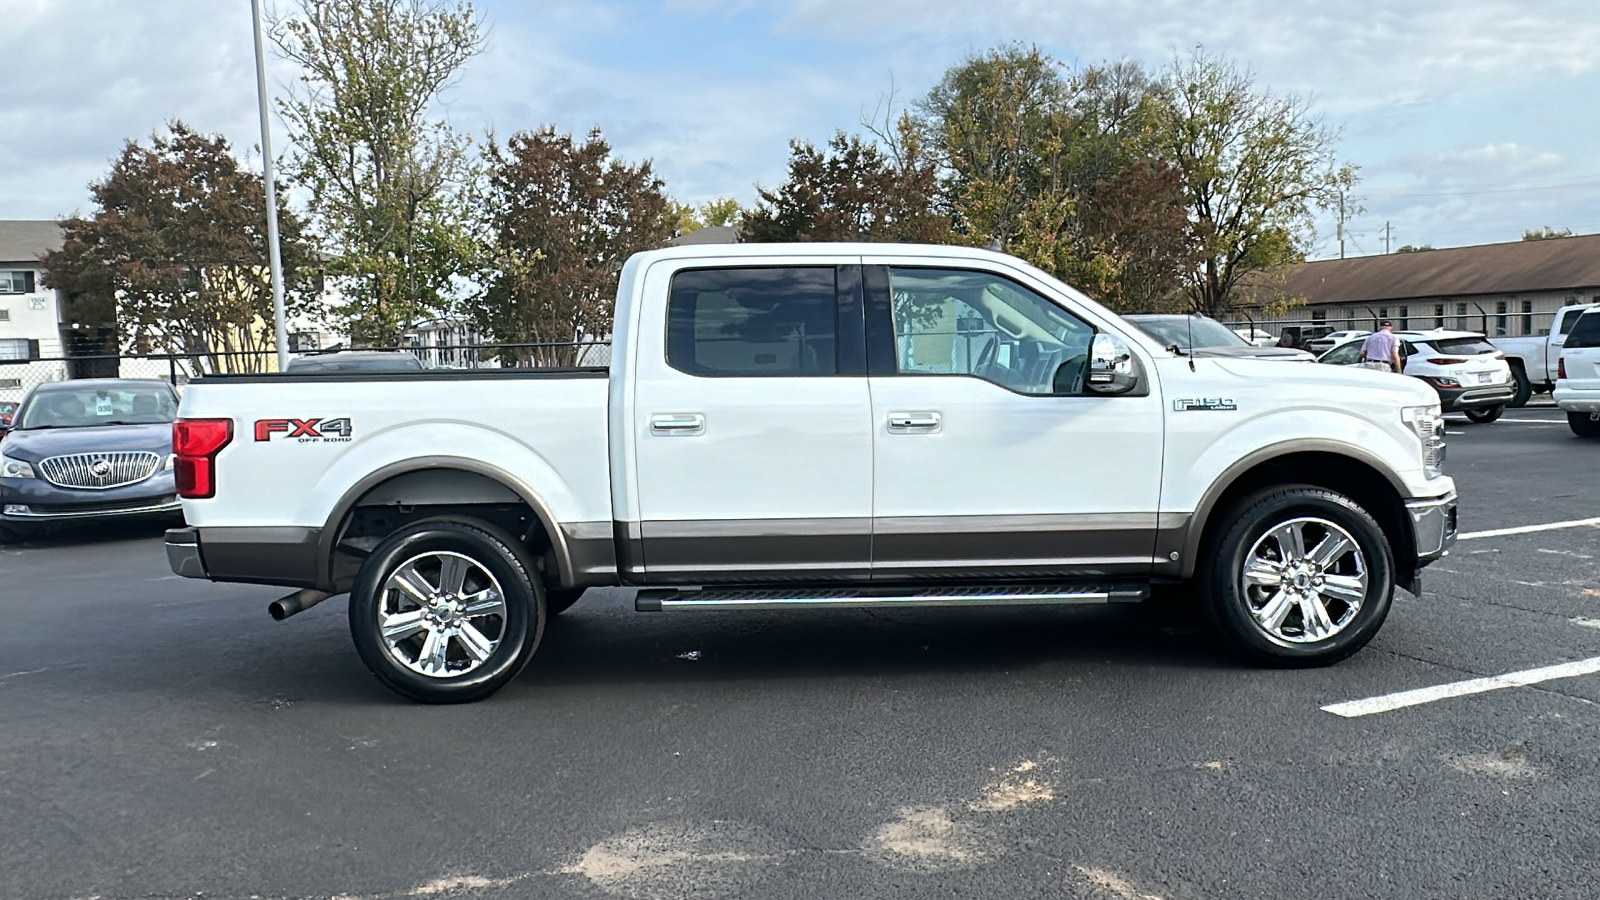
<box><xmin>1395</xmin><ymin>244</ymin><xmax>1435</xmax><ymax>253</ymax></box>
<box><xmin>672</xmin><ymin>197</ymin><xmax>744</xmax><ymax>235</ymax></box>
<box><xmin>42</xmin><ymin>123</ymin><xmax>317</xmax><ymax>371</ymax></box>
<box><xmin>1154</xmin><ymin>49</ymin><xmax>1356</xmax><ymax>317</ymax></box>
<box><xmin>272</xmin><ymin>0</ymin><xmax>484</xmax><ymax>346</ymax></box>
<box><xmin>470</xmin><ymin>127</ymin><xmax>674</xmax><ymax>366</ymax></box>
<box><xmin>741</xmin><ymin>118</ymin><xmax>949</xmax><ymax>243</ymax></box>
<box><xmin>1522</xmin><ymin>226</ymin><xmax>1573</xmax><ymax>241</ymax></box>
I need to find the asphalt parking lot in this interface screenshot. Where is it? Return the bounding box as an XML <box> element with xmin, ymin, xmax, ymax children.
<box><xmin>2</xmin><ymin>408</ymin><xmax>1597</xmax><ymax>900</ymax></box>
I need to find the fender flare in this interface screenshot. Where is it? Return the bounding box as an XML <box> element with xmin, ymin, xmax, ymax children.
<box><xmin>1173</xmin><ymin>439</ymin><xmax>1410</xmax><ymax>580</ymax></box>
<box><xmin>316</xmin><ymin>456</ymin><xmax>574</xmax><ymax>589</ymax></box>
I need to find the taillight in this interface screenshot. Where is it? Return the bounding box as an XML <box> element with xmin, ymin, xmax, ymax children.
<box><xmin>1427</xmin><ymin>357</ymin><xmax>1468</xmax><ymax>365</ymax></box>
<box><xmin>173</xmin><ymin>418</ymin><xmax>233</xmax><ymax>499</ymax></box>
<box><xmin>1559</xmin><ymin>357</ymin><xmax>1567</xmax><ymax>379</ymax></box>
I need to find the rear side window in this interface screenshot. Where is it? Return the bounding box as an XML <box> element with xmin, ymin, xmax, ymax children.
<box><xmin>1558</xmin><ymin>308</ymin><xmax>1589</xmax><ymax>335</ymax></box>
<box><xmin>667</xmin><ymin>267</ymin><xmax>837</xmax><ymax>376</ymax></box>
<box><xmin>1567</xmin><ymin>313</ymin><xmax>1600</xmax><ymax>349</ymax></box>
<box><xmin>1430</xmin><ymin>337</ymin><xmax>1498</xmax><ymax>355</ymax></box>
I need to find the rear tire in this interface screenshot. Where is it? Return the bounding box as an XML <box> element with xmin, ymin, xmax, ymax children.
<box><xmin>1508</xmin><ymin>364</ymin><xmax>1532</xmax><ymax>408</ymax></box>
<box><xmin>1465</xmin><ymin>405</ymin><xmax>1503</xmax><ymax>424</ymax></box>
<box><xmin>348</xmin><ymin>519</ymin><xmax>544</xmax><ymax>703</ymax></box>
<box><xmin>1204</xmin><ymin>485</ymin><xmax>1394</xmax><ymax>668</ymax></box>
<box><xmin>1570</xmin><ymin>411</ymin><xmax>1600</xmax><ymax>438</ymax></box>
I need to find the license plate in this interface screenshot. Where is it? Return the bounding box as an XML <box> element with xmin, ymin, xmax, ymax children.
<box><xmin>1476</xmin><ymin>372</ymin><xmax>1497</xmax><ymax>384</ymax></box>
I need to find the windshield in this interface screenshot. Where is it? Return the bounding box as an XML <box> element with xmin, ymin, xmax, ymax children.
<box><xmin>1128</xmin><ymin>316</ymin><xmax>1249</xmax><ymax>350</ymax></box>
<box><xmin>19</xmin><ymin>384</ymin><xmax>178</xmax><ymax>429</ymax></box>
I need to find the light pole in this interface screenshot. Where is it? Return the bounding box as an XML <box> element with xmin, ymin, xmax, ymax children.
<box><xmin>251</xmin><ymin>0</ymin><xmax>290</xmax><ymax>371</ymax></box>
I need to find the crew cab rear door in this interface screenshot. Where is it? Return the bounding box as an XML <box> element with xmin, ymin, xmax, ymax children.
<box><xmin>625</xmin><ymin>256</ymin><xmax>872</xmax><ymax>583</ymax></box>
<box><xmin>861</xmin><ymin>259</ymin><xmax>1165</xmax><ymax>580</ymax></box>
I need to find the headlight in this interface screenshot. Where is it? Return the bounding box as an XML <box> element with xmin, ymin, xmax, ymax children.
<box><xmin>0</xmin><ymin>452</ymin><xmax>35</xmax><ymax>479</ymax></box>
<box><xmin>1402</xmin><ymin>404</ymin><xmax>1445</xmax><ymax>478</ymax></box>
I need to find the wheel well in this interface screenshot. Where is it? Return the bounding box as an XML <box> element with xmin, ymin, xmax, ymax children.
<box><xmin>328</xmin><ymin>468</ymin><xmax>559</xmax><ymax>591</ymax></box>
<box><xmin>1197</xmin><ymin>452</ymin><xmax>1415</xmax><ymax>584</ymax></box>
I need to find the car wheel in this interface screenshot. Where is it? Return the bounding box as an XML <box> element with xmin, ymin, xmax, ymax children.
<box><xmin>1508</xmin><ymin>364</ymin><xmax>1532</xmax><ymax>408</ymax></box>
<box><xmin>1465</xmin><ymin>405</ymin><xmax>1504</xmax><ymax>424</ymax></box>
<box><xmin>544</xmin><ymin>587</ymin><xmax>587</xmax><ymax>616</ymax></box>
<box><xmin>348</xmin><ymin>519</ymin><xmax>544</xmax><ymax>703</ymax></box>
<box><xmin>1569</xmin><ymin>411</ymin><xmax>1600</xmax><ymax>438</ymax></box>
<box><xmin>1204</xmin><ymin>485</ymin><xmax>1394</xmax><ymax>667</ymax></box>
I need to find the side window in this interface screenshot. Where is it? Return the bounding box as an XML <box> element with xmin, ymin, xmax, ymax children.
<box><xmin>666</xmin><ymin>267</ymin><xmax>837</xmax><ymax>377</ymax></box>
<box><xmin>1321</xmin><ymin>342</ymin><xmax>1362</xmax><ymax>366</ymax></box>
<box><xmin>1566</xmin><ymin>313</ymin><xmax>1600</xmax><ymax>349</ymax></box>
<box><xmin>887</xmin><ymin>267</ymin><xmax>1095</xmax><ymax>395</ymax></box>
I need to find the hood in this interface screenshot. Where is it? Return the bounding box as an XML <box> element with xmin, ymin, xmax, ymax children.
<box><xmin>0</xmin><ymin>422</ymin><xmax>174</xmax><ymax>463</ymax></box>
<box><xmin>1191</xmin><ymin>346</ymin><xmax>1316</xmax><ymax>362</ymax></box>
<box><xmin>1210</xmin><ymin>356</ymin><xmax>1439</xmax><ymax>405</ymax></box>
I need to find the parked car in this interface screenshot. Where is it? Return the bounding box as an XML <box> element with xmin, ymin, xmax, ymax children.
<box><xmin>1307</xmin><ymin>330</ymin><xmax>1371</xmax><ymax>354</ymax></box>
<box><xmin>166</xmin><ymin>243</ymin><xmax>1456</xmax><ymax>703</ymax></box>
<box><xmin>0</xmin><ymin>379</ymin><xmax>183</xmax><ymax>541</ymax></box>
<box><xmin>1317</xmin><ymin>329</ymin><xmax>1514</xmax><ymax>422</ymax></box>
<box><xmin>1553</xmin><ymin>309</ymin><xmax>1600</xmax><ymax>437</ymax></box>
<box><xmin>1232</xmin><ymin>326</ymin><xmax>1278</xmax><ymax>347</ymax></box>
<box><xmin>0</xmin><ymin>401</ymin><xmax>16</xmax><ymax>432</ymax></box>
<box><xmin>283</xmin><ymin>350</ymin><xmax>425</xmax><ymax>374</ymax></box>
<box><xmin>1125</xmin><ymin>315</ymin><xmax>1315</xmax><ymax>361</ymax></box>
<box><xmin>1492</xmin><ymin>302</ymin><xmax>1598</xmax><ymax>406</ymax></box>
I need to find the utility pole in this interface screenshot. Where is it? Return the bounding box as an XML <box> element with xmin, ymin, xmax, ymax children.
<box><xmin>1337</xmin><ymin>195</ymin><xmax>1346</xmax><ymax>259</ymax></box>
<box><xmin>251</xmin><ymin>0</ymin><xmax>290</xmax><ymax>372</ymax></box>
<box><xmin>1382</xmin><ymin>221</ymin><xmax>1393</xmax><ymax>255</ymax></box>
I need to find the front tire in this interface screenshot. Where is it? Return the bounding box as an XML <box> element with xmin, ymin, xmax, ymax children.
<box><xmin>349</xmin><ymin>519</ymin><xmax>544</xmax><ymax>703</ymax></box>
<box><xmin>1204</xmin><ymin>485</ymin><xmax>1395</xmax><ymax>667</ymax></box>
<box><xmin>1465</xmin><ymin>405</ymin><xmax>1503</xmax><ymax>424</ymax></box>
<box><xmin>1570</xmin><ymin>411</ymin><xmax>1600</xmax><ymax>438</ymax></box>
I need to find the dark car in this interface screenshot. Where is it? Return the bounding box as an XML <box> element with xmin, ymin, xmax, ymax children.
<box><xmin>284</xmin><ymin>350</ymin><xmax>425</xmax><ymax>374</ymax></box>
<box><xmin>1124</xmin><ymin>314</ymin><xmax>1315</xmax><ymax>361</ymax></box>
<box><xmin>0</xmin><ymin>400</ymin><xmax>16</xmax><ymax>431</ymax></box>
<box><xmin>0</xmin><ymin>379</ymin><xmax>183</xmax><ymax>540</ymax></box>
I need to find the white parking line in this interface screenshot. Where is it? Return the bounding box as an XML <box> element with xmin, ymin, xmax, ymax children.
<box><xmin>1323</xmin><ymin>657</ymin><xmax>1600</xmax><ymax>717</ymax></box>
<box><xmin>1491</xmin><ymin>420</ymin><xmax>1565</xmax><ymax>425</ymax></box>
<box><xmin>1458</xmin><ymin>517</ymin><xmax>1600</xmax><ymax>540</ymax></box>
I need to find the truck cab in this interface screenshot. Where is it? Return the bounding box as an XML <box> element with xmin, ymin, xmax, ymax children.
<box><xmin>165</xmin><ymin>244</ymin><xmax>1459</xmax><ymax>702</ymax></box>
<box><xmin>1494</xmin><ymin>302</ymin><xmax>1599</xmax><ymax>405</ymax></box>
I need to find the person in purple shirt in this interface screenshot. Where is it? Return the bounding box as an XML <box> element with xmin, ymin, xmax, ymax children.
<box><xmin>1359</xmin><ymin>321</ymin><xmax>1402</xmax><ymax>372</ymax></box>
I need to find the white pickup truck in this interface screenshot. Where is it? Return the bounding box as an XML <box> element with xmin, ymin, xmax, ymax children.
<box><xmin>165</xmin><ymin>243</ymin><xmax>1458</xmax><ymax>702</ymax></box>
<box><xmin>1494</xmin><ymin>302</ymin><xmax>1598</xmax><ymax>405</ymax></box>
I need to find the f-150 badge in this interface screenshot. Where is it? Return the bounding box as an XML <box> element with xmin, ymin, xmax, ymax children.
<box><xmin>1173</xmin><ymin>398</ymin><xmax>1237</xmax><ymax>411</ymax></box>
<box><xmin>254</xmin><ymin>417</ymin><xmax>354</xmax><ymax>442</ymax></box>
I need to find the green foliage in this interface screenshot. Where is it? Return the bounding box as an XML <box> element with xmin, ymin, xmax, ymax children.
<box><xmin>1395</xmin><ymin>244</ymin><xmax>1435</xmax><ymax>253</ymax></box>
<box><xmin>1521</xmin><ymin>226</ymin><xmax>1573</xmax><ymax>241</ymax></box>
<box><xmin>672</xmin><ymin>197</ymin><xmax>744</xmax><ymax>235</ymax></box>
<box><xmin>1154</xmin><ymin>48</ymin><xmax>1355</xmax><ymax>316</ymax></box>
<box><xmin>741</xmin><ymin>114</ymin><xmax>950</xmax><ymax>243</ymax></box>
<box><xmin>42</xmin><ymin>123</ymin><xmax>317</xmax><ymax>369</ymax></box>
<box><xmin>469</xmin><ymin>127</ymin><xmax>675</xmax><ymax>366</ymax></box>
<box><xmin>272</xmin><ymin>0</ymin><xmax>484</xmax><ymax>346</ymax></box>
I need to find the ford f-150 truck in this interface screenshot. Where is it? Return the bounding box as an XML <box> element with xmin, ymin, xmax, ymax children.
<box><xmin>165</xmin><ymin>243</ymin><xmax>1458</xmax><ymax>703</ymax></box>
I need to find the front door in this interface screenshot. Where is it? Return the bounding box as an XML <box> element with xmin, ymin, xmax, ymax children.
<box><xmin>628</xmin><ymin>258</ymin><xmax>873</xmax><ymax>583</ymax></box>
<box><xmin>863</xmin><ymin>261</ymin><xmax>1165</xmax><ymax>581</ymax></box>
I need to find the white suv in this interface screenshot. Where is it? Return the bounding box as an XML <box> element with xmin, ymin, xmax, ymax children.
<box><xmin>1554</xmin><ymin>310</ymin><xmax>1600</xmax><ymax>437</ymax></box>
<box><xmin>1319</xmin><ymin>329</ymin><xmax>1515</xmax><ymax>423</ymax></box>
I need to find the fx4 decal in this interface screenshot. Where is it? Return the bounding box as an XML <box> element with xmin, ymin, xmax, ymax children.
<box><xmin>254</xmin><ymin>417</ymin><xmax>354</xmax><ymax>443</ymax></box>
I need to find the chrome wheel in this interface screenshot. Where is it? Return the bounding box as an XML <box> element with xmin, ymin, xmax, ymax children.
<box><xmin>1240</xmin><ymin>517</ymin><xmax>1368</xmax><ymax>644</ymax></box>
<box><xmin>377</xmin><ymin>551</ymin><xmax>507</xmax><ymax>678</ymax></box>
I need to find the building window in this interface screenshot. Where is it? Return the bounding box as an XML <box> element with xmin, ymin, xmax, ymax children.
<box><xmin>1377</xmin><ymin>306</ymin><xmax>1388</xmax><ymax>326</ymax></box>
<box><xmin>1398</xmin><ymin>305</ymin><xmax>1409</xmax><ymax>330</ymax></box>
<box><xmin>1495</xmin><ymin>301</ymin><xmax>1508</xmax><ymax>336</ymax></box>
<box><xmin>0</xmin><ymin>308</ymin><xmax>9</xmax><ymax>322</ymax></box>
<box><xmin>0</xmin><ymin>338</ymin><xmax>41</xmax><ymax>361</ymax></box>
<box><xmin>1434</xmin><ymin>304</ymin><xmax>1445</xmax><ymax>328</ymax></box>
<box><xmin>1520</xmin><ymin>300</ymin><xmax>1533</xmax><ymax>336</ymax></box>
<box><xmin>1455</xmin><ymin>302</ymin><xmax>1467</xmax><ymax>330</ymax></box>
<box><xmin>0</xmin><ymin>271</ymin><xmax>36</xmax><ymax>294</ymax></box>
<box><xmin>288</xmin><ymin>332</ymin><xmax>321</xmax><ymax>352</ymax></box>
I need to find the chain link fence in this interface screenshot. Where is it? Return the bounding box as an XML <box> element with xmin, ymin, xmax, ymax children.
<box><xmin>1219</xmin><ymin>308</ymin><xmax>1563</xmax><ymax>347</ymax></box>
<box><xmin>0</xmin><ymin>342</ymin><xmax>612</xmax><ymax>404</ymax></box>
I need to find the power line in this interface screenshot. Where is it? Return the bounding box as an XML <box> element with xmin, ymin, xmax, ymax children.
<box><xmin>1365</xmin><ymin>176</ymin><xmax>1600</xmax><ymax>199</ymax></box>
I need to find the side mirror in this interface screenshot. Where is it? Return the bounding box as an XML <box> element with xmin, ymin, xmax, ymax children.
<box><xmin>1085</xmin><ymin>333</ymin><xmax>1143</xmax><ymax>396</ymax></box>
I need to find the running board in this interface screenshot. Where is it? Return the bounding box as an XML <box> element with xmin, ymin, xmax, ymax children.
<box><xmin>635</xmin><ymin>583</ymin><xmax>1149</xmax><ymax>612</ymax></box>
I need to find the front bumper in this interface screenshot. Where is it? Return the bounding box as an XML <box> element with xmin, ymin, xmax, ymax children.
<box><xmin>1</xmin><ymin>472</ymin><xmax>182</xmax><ymax>523</ymax></box>
<box><xmin>1431</xmin><ymin>382</ymin><xmax>1516</xmax><ymax>411</ymax></box>
<box><xmin>1407</xmin><ymin>492</ymin><xmax>1458</xmax><ymax>565</ymax></box>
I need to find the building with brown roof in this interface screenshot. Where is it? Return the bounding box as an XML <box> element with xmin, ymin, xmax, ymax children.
<box><xmin>1235</xmin><ymin>234</ymin><xmax>1600</xmax><ymax>339</ymax></box>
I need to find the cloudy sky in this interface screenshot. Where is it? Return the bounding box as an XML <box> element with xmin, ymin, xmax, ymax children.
<box><xmin>4</xmin><ymin>0</ymin><xmax>1598</xmax><ymax>258</ymax></box>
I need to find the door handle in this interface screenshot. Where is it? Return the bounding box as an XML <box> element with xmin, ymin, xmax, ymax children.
<box><xmin>650</xmin><ymin>413</ymin><xmax>705</xmax><ymax>436</ymax></box>
<box><xmin>887</xmin><ymin>412</ymin><xmax>941</xmax><ymax>433</ymax></box>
